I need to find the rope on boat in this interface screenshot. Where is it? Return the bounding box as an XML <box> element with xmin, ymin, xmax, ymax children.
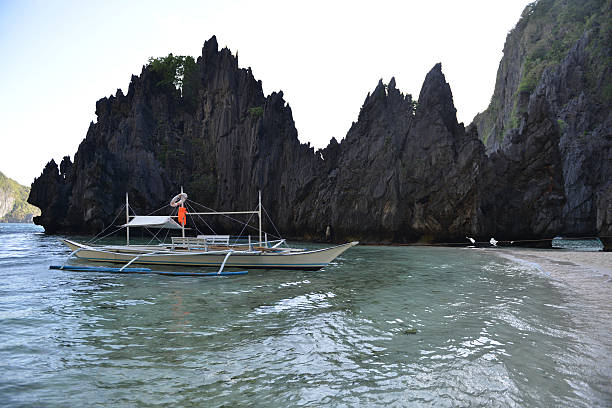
<box><xmin>90</xmin><ymin>225</ymin><xmax>126</xmax><ymax>243</ymax></box>
<box><xmin>186</xmin><ymin>198</ymin><xmax>284</xmax><ymax>242</ymax></box>
<box><xmin>161</xmin><ymin>225</ymin><xmax>171</xmax><ymax>243</ymax></box>
<box><xmin>261</xmin><ymin>204</ymin><xmax>284</xmax><ymax>243</ymax></box>
<box><xmin>86</xmin><ymin>204</ymin><xmax>126</xmax><ymax>244</ymax></box>
<box><xmin>87</xmin><ymin>202</ymin><xmax>139</xmax><ymax>244</ymax></box>
<box><xmin>186</xmin><ymin>199</ymin><xmax>263</xmax><ymax>237</ymax></box>
<box><xmin>184</xmin><ymin>202</ymin><xmax>204</xmax><ymax>237</ymax></box>
<box><xmin>78</xmin><ymin>195</ymin><xmax>287</xmax><ymax>249</ymax></box>
<box><xmin>232</xmin><ymin>210</ymin><xmax>256</xmax><ymax>245</ymax></box>
<box><xmin>144</xmin><ymin>227</ymin><xmax>164</xmax><ymax>244</ymax></box>
<box><xmin>145</xmin><ymin>202</ymin><xmax>173</xmax><ymax>216</ymax></box>
<box><xmin>144</xmin><ymin>206</ymin><xmax>178</xmax><ymax>245</ymax></box>
<box><xmin>184</xmin><ymin>201</ymin><xmax>217</xmax><ymax>235</ymax></box>
<box><xmin>87</xmin><ymin>202</ymin><xmax>176</xmax><ymax>245</ymax></box>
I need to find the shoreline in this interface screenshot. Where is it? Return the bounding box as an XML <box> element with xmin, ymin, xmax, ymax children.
<box><xmin>493</xmin><ymin>248</ymin><xmax>612</xmax><ymax>277</ymax></box>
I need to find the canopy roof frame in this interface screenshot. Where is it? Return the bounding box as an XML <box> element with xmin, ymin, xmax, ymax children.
<box><xmin>122</xmin><ymin>215</ymin><xmax>183</xmax><ymax>230</ymax></box>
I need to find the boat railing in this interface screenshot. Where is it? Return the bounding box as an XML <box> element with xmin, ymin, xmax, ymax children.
<box><xmin>170</xmin><ymin>236</ymin><xmax>285</xmax><ymax>251</ymax></box>
<box><xmin>196</xmin><ymin>235</ymin><xmax>230</xmax><ymax>245</ymax></box>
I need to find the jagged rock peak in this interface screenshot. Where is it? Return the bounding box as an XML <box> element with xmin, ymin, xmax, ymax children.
<box><xmin>371</xmin><ymin>79</ymin><xmax>386</xmax><ymax>98</ymax></box>
<box><xmin>42</xmin><ymin>159</ymin><xmax>59</xmax><ymax>178</ymax></box>
<box><xmin>369</xmin><ymin>78</ymin><xmax>401</xmax><ymax>100</ymax></box>
<box><xmin>361</xmin><ymin>78</ymin><xmax>412</xmax><ymax>110</ymax></box>
<box><xmin>416</xmin><ymin>63</ymin><xmax>459</xmax><ymax>130</ymax></box>
<box><xmin>202</xmin><ymin>35</ymin><xmax>219</xmax><ymax>59</ymax></box>
<box><xmin>200</xmin><ymin>35</ymin><xmax>240</xmax><ymax>76</ymax></box>
<box><xmin>59</xmin><ymin>156</ymin><xmax>73</xmax><ymax>179</ymax></box>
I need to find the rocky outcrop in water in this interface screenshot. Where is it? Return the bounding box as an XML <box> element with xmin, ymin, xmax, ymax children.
<box><xmin>30</xmin><ymin>0</ymin><xmax>612</xmax><ymax>247</ymax></box>
<box><xmin>29</xmin><ymin>35</ymin><xmax>486</xmax><ymax>242</ymax></box>
<box><xmin>29</xmin><ymin>37</ymin><xmax>322</xmax><ymax>236</ymax></box>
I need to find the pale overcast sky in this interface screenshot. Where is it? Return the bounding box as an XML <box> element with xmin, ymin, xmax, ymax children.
<box><xmin>0</xmin><ymin>0</ymin><xmax>531</xmax><ymax>186</ymax></box>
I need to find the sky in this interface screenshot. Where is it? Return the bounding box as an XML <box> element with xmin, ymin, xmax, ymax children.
<box><xmin>0</xmin><ymin>0</ymin><xmax>532</xmax><ymax>186</ymax></box>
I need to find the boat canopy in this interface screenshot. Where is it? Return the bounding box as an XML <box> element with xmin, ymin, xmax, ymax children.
<box><xmin>122</xmin><ymin>216</ymin><xmax>183</xmax><ymax>229</ymax></box>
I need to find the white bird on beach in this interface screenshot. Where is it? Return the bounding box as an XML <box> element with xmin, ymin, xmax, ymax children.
<box><xmin>490</xmin><ymin>238</ymin><xmax>498</xmax><ymax>247</ymax></box>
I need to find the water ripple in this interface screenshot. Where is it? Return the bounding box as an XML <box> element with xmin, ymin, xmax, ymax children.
<box><xmin>0</xmin><ymin>226</ymin><xmax>610</xmax><ymax>406</ymax></box>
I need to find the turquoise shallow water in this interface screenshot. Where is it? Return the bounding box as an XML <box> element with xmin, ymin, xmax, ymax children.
<box><xmin>0</xmin><ymin>223</ymin><xmax>611</xmax><ymax>407</ymax></box>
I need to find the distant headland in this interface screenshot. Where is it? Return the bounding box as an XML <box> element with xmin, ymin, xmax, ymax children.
<box><xmin>0</xmin><ymin>171</ymin><xmax>40</xmax><ymax>223</ymax></box>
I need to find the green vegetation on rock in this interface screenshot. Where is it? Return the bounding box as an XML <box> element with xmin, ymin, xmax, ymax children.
<box><xmin>0</xmin><ymin>171</ymin><xmax>40</xmax><ymax>223</ymax></box>
<box><xmin>515</xmin><ymin>0</ymin><xmax>604</xmax><ymax>95</ymax></box>
<box><xmin>556</xmin><ymin>118</ymin><xmax>567</xmax><ymax>132</ymax></box>
<box><xmin>473</xmin><ymin>0</ymin><xmax>610</xmax><ymax>150</ymax></box>
<box><xmin>147</xmin><ymin>54</ymin><xmax>200</xmax><ymax>111</ymax></box>
<box><xmin>248</xmin><ymin>106</ymin><xmax>264</xmax><ymax>118</ymax></box>
<box><xmin>147</xmin><ymin>54</ymin><xmax>195</xmax><ymax>89</ymax></box>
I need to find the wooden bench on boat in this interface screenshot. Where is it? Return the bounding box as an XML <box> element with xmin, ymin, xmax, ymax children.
<box><xmin>169</xmin><ymin>235</ymin><xmax>280</xmax><ymax>252</ymax></box>
<box><xmin>171</xmin><ymin>235</ymin><xmax>230</xmax><ymax>250</ymax></box>
<box><xmin>197</xmin><ymin>235</ymin><xmax>230</xmax><ymax>245</ymax></box>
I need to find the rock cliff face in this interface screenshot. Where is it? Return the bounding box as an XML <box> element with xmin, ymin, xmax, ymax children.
<box><xmin>308</xmin><ymin>77</ymin><xmax>418</xmax><ymax>242</ymax></box>
<box><xmin>0</xmin><ymin>190</ymin><xmax>14</xmax><ymax>220</ymax></box>
<box><xmin>399</xmin><ymin>66</ymin><xmax>485</xmax><ymax>241</ymax></box>
<box><xmin>29</xmin><ymin>37</ymin><xmax>323</xmax><ymax>236</ymax></box>
<box><xmin>29</xmin><ymin>36</ymin><xmax>485</xmax><ymax>242</ymax></box>
<box><xmin>311</xmin><ymin>67</ymin><xmax>487</xmax><ymax>243</ymax></box>
<box><xmin>471</xmin><ymin>0</ymin><xmax>612</xmax><ymax>243</ymax></box>
<box><xmin>30</xmin><ymin>0</ymin><xmax>612</xmax><ymax>247</ymax></box>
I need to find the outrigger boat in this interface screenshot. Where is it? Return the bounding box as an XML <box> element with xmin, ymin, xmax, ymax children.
<box><xmin>57</xmin><ymin>190</ymin><xmax>358</xmax><ymax>274</ymax></box>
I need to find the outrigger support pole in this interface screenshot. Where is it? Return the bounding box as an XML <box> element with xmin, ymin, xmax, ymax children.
<box><xmin>126</xmin><ymin>192</ymin><xmax>130</xmax><ymax>246</ymax></box>
<box><xmin>59</xmin><ymin>247</ymin><xmax>84</xmax><ymax>269</ymax></box>
<box><xmin>218</xmin><ymin>250</ymin><xmax>234</xmax><ymax>274</ymax></box>
<box><xmin>258</xmin><ymin>190</ymin><xmax>262</xmax><ymax>246</ymax></box>
<box><xmin>120</xmin><ymin>254</ymin><xmax>144</xmax><ymax>272</ymax></box>
<box><xmin>119</xmin><ymin>251</ymin><xmax>161</xmax><ymax>272</ymax></box>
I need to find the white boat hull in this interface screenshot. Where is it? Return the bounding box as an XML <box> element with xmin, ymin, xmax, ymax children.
<box><xmin>62</xmin><ymin>239</ymin><xmax>358</xmax><ymax>270</ymax></box>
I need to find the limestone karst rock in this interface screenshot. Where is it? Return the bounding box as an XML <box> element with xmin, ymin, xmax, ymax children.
<box><xmin>30</xmin><ymin>0</ymin><xmax>612</xmax><ymax>246</ymax></box>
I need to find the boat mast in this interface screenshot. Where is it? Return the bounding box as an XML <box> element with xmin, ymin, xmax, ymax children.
<box><xmin>258</xmin><ymin>190</ymin><xmax>262</xmax><ymax>245</ymax></box>
<box><xmin>126</xmin><ymin>192</ymin><xmax>130</xmax><ymax>246</ymax></box>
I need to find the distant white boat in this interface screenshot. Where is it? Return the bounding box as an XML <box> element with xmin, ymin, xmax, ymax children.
<box><xmin>59</xmin><ymin>190</ymin><xmax>358</xmax><ymax>273</ymax></box>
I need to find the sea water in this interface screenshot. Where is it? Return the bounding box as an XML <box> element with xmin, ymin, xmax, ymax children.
<box><xmin>0</xmin><ymin>223</ymin><xmax>610</xmax><ymax>407</ymax></box>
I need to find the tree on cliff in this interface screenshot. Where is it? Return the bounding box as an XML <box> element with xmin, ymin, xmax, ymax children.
<box><xmin>147</xmin><ymin>54</ymin><xmax>197</xmax><ymax>93</ymax></box>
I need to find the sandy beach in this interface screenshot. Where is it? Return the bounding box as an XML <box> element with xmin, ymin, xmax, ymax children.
<box><xmin>495</xmin><ymin>248</ymin><xmax>612</xmax><ymax>380</ymax></box>
<box><xmin>495</xmin><ymin>248</ymin><xmax>612</xmax><ymax>277</ymax></box>
<box><xmin>494</xmin><ymin>248</ymin><xmax>612</xmax><ymax>339</ymax></box>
